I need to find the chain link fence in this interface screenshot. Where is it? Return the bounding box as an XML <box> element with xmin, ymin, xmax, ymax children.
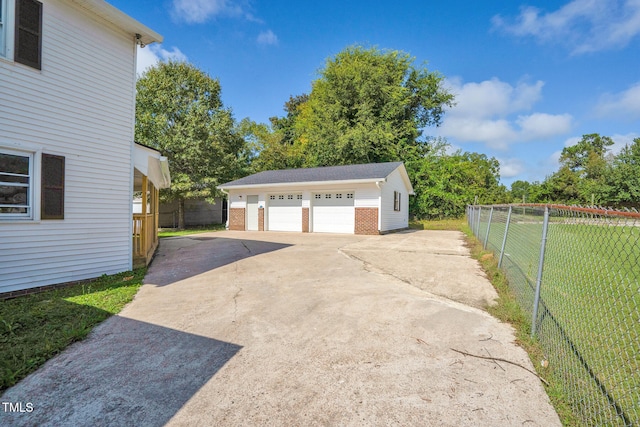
<box><xmin>467</xmin><ymin>204</ymin><xmax>639</xmax><ymax>426</ymax></box>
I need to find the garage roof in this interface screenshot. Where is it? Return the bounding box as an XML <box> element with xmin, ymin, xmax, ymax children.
<box><xmin>220</xmin><ymin>162</ymin><xmax>414</xmax><ymax>194</ymax></box>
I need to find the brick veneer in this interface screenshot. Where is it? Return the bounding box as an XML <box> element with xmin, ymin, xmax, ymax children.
<box><xmin>258</xmin><ymin>208</ymin><xmax>264</xmax><ymax>231</ymax></box>
<box><xmin>355</xmin><ymin>207</ymin><xmax>379</xmax><ymax>235</ymax></box>
<box><xmin>302</xmin><ymin>208</ymin><xmax>309</xmax><ymax>232</ymax></box>
<box><xmin>229</xmin><ymin>208</ymin><xmax>246</xmax><ymax>230</ymax></box>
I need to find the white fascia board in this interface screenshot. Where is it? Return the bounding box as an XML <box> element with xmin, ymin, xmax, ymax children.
<box><xmin>70</xmin><ymin>0</ymin><xmax>163</xmax><ymax>45</ymax></box>
<box><xmin>397</xmin><ymin>164</ymin><xmax>415</xmax><ymax>195</ymax></box>
<box><xmin>219</xmin><ymin>178</ymin><xmax>386</xmax><ymax>192</ymax></box>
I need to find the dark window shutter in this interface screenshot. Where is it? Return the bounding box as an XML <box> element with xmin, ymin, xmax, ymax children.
<box><xmin>15</xmin><ymin>0</ymin><xmax>43</xmax><ymax>70</ymax></box>
<box><xmin>41</xmin><ymin>154</ymin><xmax>64</xmax><ymax>219</ymax></box>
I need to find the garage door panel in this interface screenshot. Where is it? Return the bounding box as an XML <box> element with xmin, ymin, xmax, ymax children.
<box><xmin>312</xmin><ymin>192</ymin><xmax>354</xmax><ymax>234</ymax></box>
<box><xmin>268</xmin><ymin>194</ymin><xmax>302</xmax><ymax>232</ymax></box>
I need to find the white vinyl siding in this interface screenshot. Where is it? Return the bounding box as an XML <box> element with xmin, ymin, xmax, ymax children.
<box><xmin>0</xmin><ymin>0</ymin><xmax>137</xmax><ymax>293</ymax></box>
<box><xmin>380</xmin><ymin>168</ymin><xmax>409</xmax><ymax>232</ymax></box>
<box><xmin>268</xmin><ymin>193</ymin><xmax>302</xmax><ymax>232</ymax></box>
<box><xmin>312</xmin><ymin>192</ymin><xmax>354</xmax><ymax>234</ymax></box>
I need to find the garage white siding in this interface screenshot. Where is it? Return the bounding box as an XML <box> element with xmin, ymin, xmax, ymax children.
<box><xmin>268</xmin><ymin>193</ymin><xmax>302</xmax><ymax>232</ymax></box>
<box><xmin>0</xmin><ymin>1</ymin><xmax>140</xmax><ymax>294</ymax></box>
<box><xmin>312</xmin><ymin>191</ymin><xmax>355</xmax><ymax>234</ymax></box>
<box><xmin>380</xmin><ymin>168</ymin><xmax>410</xmax><ymax>231</ymax></box>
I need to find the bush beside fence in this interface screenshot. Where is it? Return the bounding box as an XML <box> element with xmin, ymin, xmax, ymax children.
<box><xmin>467</xmin><ymin>204</ymin><xmax>639</xmax><ymax>426</ymax></box>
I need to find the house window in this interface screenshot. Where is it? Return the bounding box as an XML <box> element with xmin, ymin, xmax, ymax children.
<box><xmin>0</xmin><ymin>149</ymin><xmax>33</xmax><ymax>218</ymax></box>
<box><xmin>394</xmin><ymin>191</ymin><xmax>401</xmax><ymax>212</ymax></box>
<box><xmin>0</xmin><ymin>0</ymin><xmax>42</xmax><ymax>68</ymax></box>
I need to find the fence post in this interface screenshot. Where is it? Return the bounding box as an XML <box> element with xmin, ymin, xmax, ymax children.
<box><xmin>498</xmin><ymin>206</ymin><xmax>512</xmax><ymax>268</ymax></box>
<box><xmin>483</xmin><ymin>206</ymin><xmax>493</xmax><ymax>249</ymax></box>
<box><xmin>475</xmin><ymin>206</ymin><xmax>482</xmax><ymax>237</ymax></box>
<box><xmin>531</xmin><ymin>206</ymin><xmax>550</xmax><ymax>338</ymax></box>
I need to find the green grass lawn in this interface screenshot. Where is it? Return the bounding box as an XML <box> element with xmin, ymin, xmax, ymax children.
<box><xmin>0</xmin><ymin>269</ymin><xmax>146</xmax><ymax>393</ymax></box>
<box><xmin>473</xmin><ymin>208</ymin><xmax>640</xmax><ymax>426</ymax></box>
<box><xmin>158</xmin><ymin>224</ymin><xmax>225</xmax><ymax>238</ymax></box>
<box><xmin>409</xmin><ymin>217</ymin><xmax>466</xmax><ymax>231</ymax></box>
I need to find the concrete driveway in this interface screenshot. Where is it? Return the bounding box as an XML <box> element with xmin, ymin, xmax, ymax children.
<box><xmin>2</xmin><ymin>230</ymin><xmax>560</xmax><ymax>426</ymax></box>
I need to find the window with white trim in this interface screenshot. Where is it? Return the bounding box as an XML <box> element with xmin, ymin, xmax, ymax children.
<box><xmin>0</xmin><ymin>0</ymin><xmax>9</xmax><ymax>58</ymax></box>
<box><xmin>394</xmin><ymin>191</ymin><xmax>401</xmax><ymax>212</ymax></box>
<box><xmin>0</xmin><ymin>149</ymin><xmax>32</xmax><ymax>218</ymax></box>
<box><xmin>0</xmin><ymin>147</ymin><xmax>65</xmax><ymax>220</ymax></box>
<box><xmin>0</xmin><ymin>0</ymin><xmax>43</xmax><ymax>69</ymax></box>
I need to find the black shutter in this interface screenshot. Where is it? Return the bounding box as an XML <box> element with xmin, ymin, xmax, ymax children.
<box><xmin>41</xmin><ymin>154</ymin><xmax>64</xmax><ymax>219</ymax></box>
<box><xmin>15</xmin><ymin>0</ymin><xmax>43</xmax><ymax>70</ymax></box>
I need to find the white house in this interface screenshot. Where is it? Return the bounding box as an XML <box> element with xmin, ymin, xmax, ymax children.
<box><xmin>218</xmin><ymin>162</ymin><xmax>414</xmax><ymax>235</ymax></box>
<box><xmin>0</xmin><ymin>0</ymin><xmax>165</xmax><ymax>296</ymax></box>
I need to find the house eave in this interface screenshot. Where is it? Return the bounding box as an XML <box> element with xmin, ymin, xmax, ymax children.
<box><xmin>70</xmin><ymin>0</ymin><xmax>163</xmax><ymax>45</ymax></box>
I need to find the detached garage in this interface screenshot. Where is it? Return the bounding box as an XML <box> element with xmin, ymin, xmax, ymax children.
<box><xmin>218</xmin><ymin>162</ymin><xmax>414</xmax><ymax>235</ymax></box>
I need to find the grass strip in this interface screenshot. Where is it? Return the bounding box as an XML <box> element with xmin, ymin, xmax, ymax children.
<box><xmin>460</xmin><ymin>224</ymin><xmax>579</xmax><ymax>426</ymax></box>
<box><xmin>0</xmin><ymin>269</ymin><xmax>146</xmax><ymax>393</ymax></box>
<box><xmin>158</xmin><ymin>224</ymin><xmax>225</xmax><ymax>238</ymax></box>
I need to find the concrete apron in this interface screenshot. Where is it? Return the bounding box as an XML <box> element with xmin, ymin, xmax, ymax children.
<box><xmin>1</xmin><ymin>230</ymin><xmax>560</xmax><ymax>427</ymax></box>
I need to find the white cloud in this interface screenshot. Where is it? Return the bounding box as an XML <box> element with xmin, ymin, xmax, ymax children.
<box><xmin>498</xmin><ymin>158</ymin><xmax>525</xmax><ymax>178</ymax></box>
<box><xmin>257</xmin><ymin>30</ymin><xmax>278</xmax><ymax>46</ymax></box>
<box><xmin>438</xmin><ymin>78</ymin><xmax>572</xmax><ymax>150</ymax></box>
<box><xmin>171</xmin><ymin>0</ymin><xmax>242</xmax><ymax>24</ymax></box>
<box><xmin>595</xmin><ymin>82</ymin><xmax>640</xmax><ymax>119</ymax></box>
<box><xmin>445</xmin><ymin>77</ymin><xmax>543</xmax><ymax>119</ymax></box>
<box><xmin>137</xmin><ymin>45</ymin><xmax>188</xmax><ymax>76</ymax></box>
<box><xmin>492</xmin><ymin>0</ymin><xmax>640</xmax><ymax>54</ymax></box>
<box><xmin>516</xmin><ymin>113</ymin><xmax>573</xmax><ymax>138</ymax></box>
<box><xmin>610</xmin><ymin>132</ymin><xmax>640</xmax><ymax>154</ymax></box>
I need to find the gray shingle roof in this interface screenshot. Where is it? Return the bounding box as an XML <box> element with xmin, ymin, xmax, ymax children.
<box><xmin>220</xmin><ymin>162</ymin><xmax>404</xmax><ymax>188</ymax></box>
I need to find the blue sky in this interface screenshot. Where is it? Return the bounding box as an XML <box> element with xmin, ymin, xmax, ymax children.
<box><xmin>108</xmin><ymin>0</ymin><xmax>640</xmax><ymax>187</ymax></box>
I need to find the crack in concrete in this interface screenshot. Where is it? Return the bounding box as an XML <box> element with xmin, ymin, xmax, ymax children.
<box><xmin>240</xmin><ymin>241</ymin><xmax>251</xmax><ymax>254</ymax></box>
<box><xmin>338</xmin><ymin>248</ymin><xmax>485</xmax><ymax>315</ymax></box>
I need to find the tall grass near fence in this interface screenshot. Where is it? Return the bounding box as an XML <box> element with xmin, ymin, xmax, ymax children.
<box><xmin>468</xmin><ymin>204</ymin><xmax>639</xmax><ymax>426</ymax></box>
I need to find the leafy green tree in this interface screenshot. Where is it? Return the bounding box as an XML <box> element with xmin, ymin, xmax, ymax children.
<box><xmin>606</xmin><ymin>137</ymin><xmax>640</xmax><ymax>206</ymax></box>
<box><xmin>298</xmin><ymin>45</ymin><xmax>454</xmax><ymax>166</ymax></box>
<box><xmin>510</xmin><ymin>180</ymin><xmax>531</xmax><ymax>203</ymax></box>
<box><xmin>407</xmin><ymin>142</ymin><xmax>507</xmax><ymax>219</ymax></box>
<box><xmin>135</xmin><ymin>61</ymin><xmax>245</xmax><ymax>228</ymax></box>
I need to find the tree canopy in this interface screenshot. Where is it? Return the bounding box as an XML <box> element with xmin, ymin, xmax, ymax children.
<box><xmin>509</xmin><ymin>134</ymin><xmax>640</xmax><ymax>208</ymax></box>
<box><xmin>135</xmin><ymin>61</ymin><xmax>245</xmax><ymax>228</ymax></box>
<box><xmin>296</xmin><ymin>45</ymin><xmax>455</xmax><ymax>167</ymax></box>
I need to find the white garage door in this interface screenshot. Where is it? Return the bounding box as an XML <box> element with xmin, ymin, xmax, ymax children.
<box><xmin>312</xmin><ymin>192</ymin><xmax>355</xmax><ymax>234</ymax></box>
<box><xmin>268</xmin><ymin>194</ymin><xmax>302</xmax><ymax>232</ymax></box>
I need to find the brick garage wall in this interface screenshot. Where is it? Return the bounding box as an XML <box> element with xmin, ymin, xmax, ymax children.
<box><xmin>302</xmin><ymin>208</ymin><xmax>309</xmax><ymax>232</ymax></box>
<box><xmin>355</xmin><ymin>208</ymin><xmax>379</xmax><ymax>235</ymax></box>
<box><xmin>229</xmin><ymin>208</ymin><xmax>245</xmax><ymax>231</ymax></box>
<box><xmin>258</xmin><ymin>208</ymin><xmax>264</xmax><ymax>231</ymax></box>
